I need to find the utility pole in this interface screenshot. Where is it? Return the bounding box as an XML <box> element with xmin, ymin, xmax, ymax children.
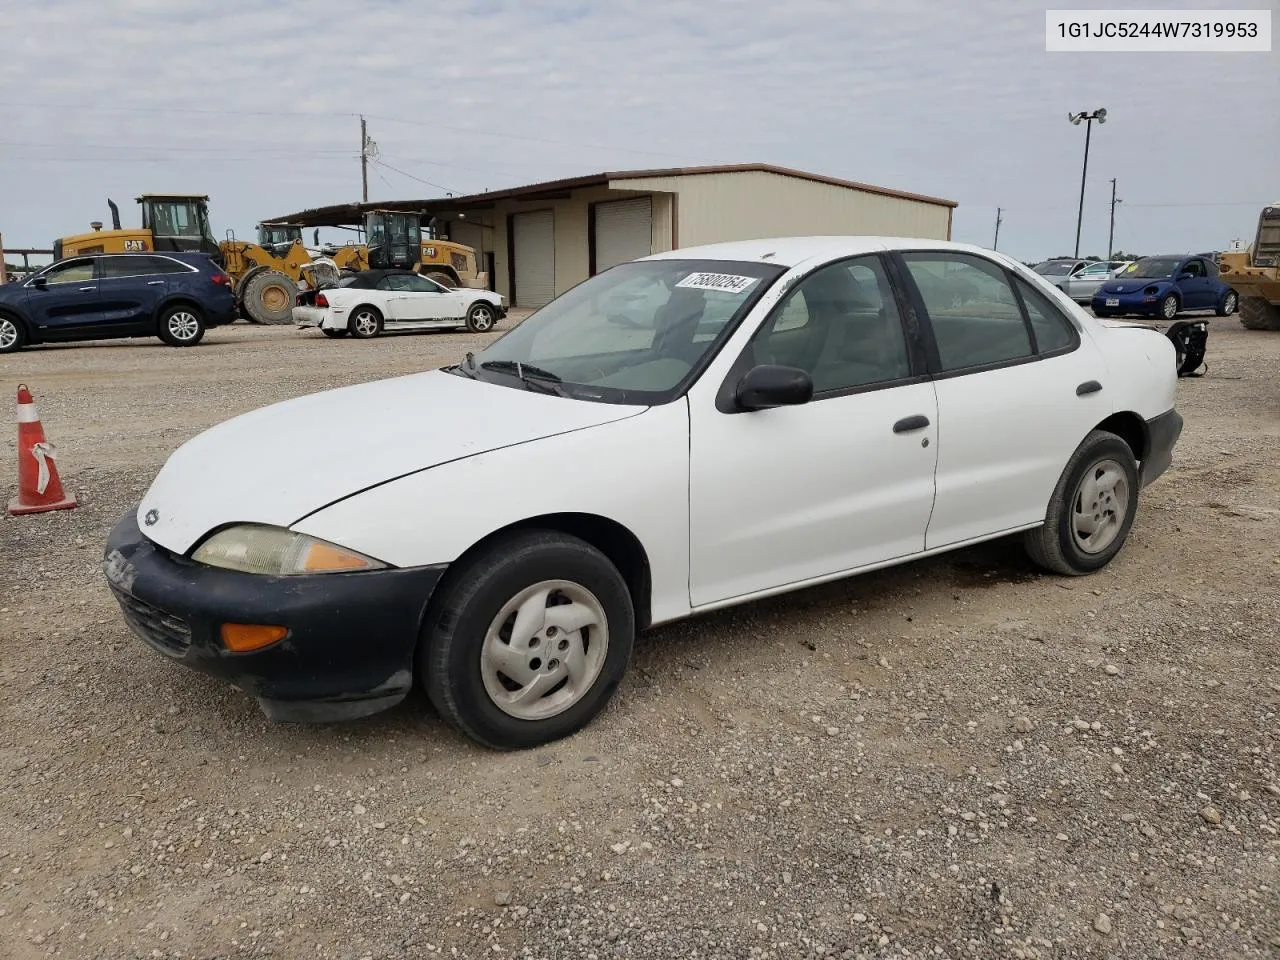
<box><xmin>360</xmin><ymin>115</ymin><xmax>369</xmax><ymax>203</ymax></box>
<box><xmin>1107</xmin><ymin>178</ymin><xmax>1122</xmax><ymax>261</ymax></box>
<box><xmin>993</xmin><ymin>207</ymin><xmax>1003</xmax><ymax>251</ymax></box>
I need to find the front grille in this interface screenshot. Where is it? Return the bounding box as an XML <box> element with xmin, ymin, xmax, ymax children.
<box><xmin>113</xmin><ymin>589</ymin><xmax>193</xmax><ymax>658</ymax></box>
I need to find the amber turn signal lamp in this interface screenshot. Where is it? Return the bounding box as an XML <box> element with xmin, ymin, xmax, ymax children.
<box><xmin>221</xmin><ymin>623</ymin><xmax>288</xmax><ymax>653</ymax></box>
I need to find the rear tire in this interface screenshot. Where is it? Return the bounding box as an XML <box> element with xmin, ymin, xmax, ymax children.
<box><xmin>421</xmin><ymin>531</ymin><xmax>635</xmax><ymax>750</ymax></box>
<box><xmin>466</xmin><ymin>301</ymin><xmax>497</xmax><ymax>333</ymax></box>
<box><xmin>1237</xmin><ymin>295</ymin><xmax>1280</xmax><ymax>331</ymax></box>
<box><xmin>1024</xmin><ymin>430</ymin><xmax>1140</xmax><ymax>576</ymax></box>
<box><xmin>157</xmin><ymin>305</ymin><xmax>206</xmax><ymax>347</ymax></box>
<box><xmin>425</xmin><ymin>270</ymin><xmax>456</xmax><ymax>288</ymax></box>
<box><xmin>1215</xmin><ymin>290</ymin><xmax>1238</xmax><ymax>317</ymax></box>
<box><xmin>0</xmin><ymin>313</ymin><xmax>25</xmax><ymax>354</ymax></box>
<box><xmin>347</xmin><ymin>307</ymin><xmax>383</xmax><ymax>339</ymax></box>
<box><xmin>241</xmin><ymin>270</ymin><xmax>296</xmax><ymax>325</ymax></box>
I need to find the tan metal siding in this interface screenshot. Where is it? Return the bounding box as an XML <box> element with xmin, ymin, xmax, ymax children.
<box><xmin>617</xmin><ymin>171</ymin><xmax>951</xmax><ymax>247</ymax></box>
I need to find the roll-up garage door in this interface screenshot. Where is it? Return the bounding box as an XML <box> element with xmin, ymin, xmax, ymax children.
<box><xmin>593</xmin><ymin>197</ymin><xmax>652</xmax><ymax>273</ymax></box>
<box><xmin>512</xmin><ymin>210</ymin><xmax>555</xmax><ymax>308</ymax></box>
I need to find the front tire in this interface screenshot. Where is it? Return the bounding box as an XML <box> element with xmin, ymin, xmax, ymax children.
<box><xmin>1216</xmin><ymin>290</ymin><xmax>1238</xmax><ymax>317</ymax></box>
<box><xmin>1024</xmin><ymin>430</ymin><xmax>1140</xmax><ymax>576</ymax></box>
<box><xmin>347</xmin><ymin>307</ymin><xmax>383</xmax><ymax>339</ymax></box>
<box><xmin>157</xmin><ymin>305</ymin><xmax>205</xmax><ymax>347</ymax></box>
<box><xmin>1237</xmin><ymin>296</ymin><xmax>1280</xmax><ymax>330</ymax></box>
<box><xmin>0</xmin><ymin>314</ymin><xmax>25</xmax><ymax>354</ymax></box>
<box><xmin>1159</xmin><ymin>294</ymin><xmax>1179</xmax><ymax>321</ymax></box>
<box><xmin>466</xmin><ymin>301</ymin><xmax>497</xmax><ymax>333</ymax></box>
<box><xmin>241</xmin><ymin>270</ymin><xmax>296</xmax><ymax>325</ymax></box>
<box><xmin>421</xmin><ymin>531</ymin><xmax>635</xmax><ymax>750</ymax></box>
<box><xmin>321</xmin><ymin>328</ymin><xmax>348</xmax><ymax>339</ymax></box>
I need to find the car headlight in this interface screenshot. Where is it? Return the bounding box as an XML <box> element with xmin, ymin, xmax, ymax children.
<box><xmin>191</xmin><ymin>524</ymin><xmax>387</xmax><ymax>576</ymax></box>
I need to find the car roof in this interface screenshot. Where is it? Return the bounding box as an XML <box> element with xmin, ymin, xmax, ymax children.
<box><xmin>643</xmin><ymin>237</ymin><xmax>1004</xmax><ymax>270</ymax></box>
<box><xmin>343</xmin><ymin>269</ymin><xmax>417</xmax><ymax>288</ymax></box>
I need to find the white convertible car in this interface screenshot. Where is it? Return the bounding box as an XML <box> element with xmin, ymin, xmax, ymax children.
<box><xmin>293</xmin><ymin>268</ymin><xmax>506</xmax><ymax>338</ymax></box>
<box><xmin>107</xmin><ymin>237</ymin><xmax>1182</xmax><ymax>750</ymax></box>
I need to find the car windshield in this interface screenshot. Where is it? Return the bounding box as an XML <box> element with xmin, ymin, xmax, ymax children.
<box><xmin>462</xmin><ymin>259</ymin><xmax>785</xmax><ymax>404</ymax></box>
<box><xmin>1120</xmin><ymin>257</ymin><xmax>1181</xmax><ymax>279</ymax></box>
<box><xmin>1034</xmin><ymin>261</ymin><xmax>1076</xmax><ymax>276</ymax></box>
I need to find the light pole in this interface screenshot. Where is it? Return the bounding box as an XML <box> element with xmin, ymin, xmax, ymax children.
<box><xmin>1068</xmin><ymin>107</ymin><xmax>1107</xmax><ymax>258</ymax></box>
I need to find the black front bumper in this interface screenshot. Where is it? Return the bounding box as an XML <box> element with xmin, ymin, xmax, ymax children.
<box><xmin>1141</xmin><ymin>408</ymin><xmax>1183</xmax><ymax>488</ymax></box>
<box><xmin>103</xmin><ymin>510</ymin><xmax>445</xmax><ymax>722</ymax></box>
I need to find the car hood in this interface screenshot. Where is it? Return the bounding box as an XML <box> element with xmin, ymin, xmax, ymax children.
<box><xmin>1099</xmin><ymin>277</ymin><xmax>1171</xmax><ymax>293</ymax></box>
<box><xmin>138</xmin><ymin>370</ymin><xmax>645</xmax><ymax>555</ymax></box>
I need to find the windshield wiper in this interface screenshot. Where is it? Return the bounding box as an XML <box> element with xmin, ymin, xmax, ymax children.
<box><xmin>479</xmin><ymin>360</ymin><xmax>567</xmax><ymax>395</ymax></box>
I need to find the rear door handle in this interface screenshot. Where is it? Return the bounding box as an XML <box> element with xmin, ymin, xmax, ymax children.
<box><xmin>1076</xmin><ymin>380</ymin><xmax>1102</xmax><ymax>396</ymax></box>
<box><xmin>79</xmin><ymin>286</ymin><xmax>95</xmax><ymax>291</ymax></box>
<box><xmin>893</xmin><ymin>414</ymin><xmax>931</xmax><ymax>433</ymax></box>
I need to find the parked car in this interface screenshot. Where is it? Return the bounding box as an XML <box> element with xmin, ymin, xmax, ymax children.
<box><xmin>1061</xmin><ymin>260</ymin><xmax>1131</xmax><ymax>303</ymax></box>
<box><xmin>1092</xmin><ymin>254</ymin><xmax>1239</xmax><ymax>320</ymax></box>
<box><xmin>1032</xmin><ymin>258</ymin><xmax>1088</xmax><ymax>290</ymax></box>
<box><xmin>293</xmin><ymin>269</ymin><xmax>505</xmax><ymax>339</ymax></box>
<box><xmin>105</xmin><ymin>237</ymin><xmax>1182</xmax><ymax>749</ymax></box>
<box><xmin>0</xmin><ymin>252</ymin><xmax>235</xmax><ymax>353</ymax></box>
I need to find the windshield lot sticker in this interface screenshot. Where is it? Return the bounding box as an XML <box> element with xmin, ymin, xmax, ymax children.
<box><xmin>676</xmin><ymin>272</ymin><xmax>758</xmax><ymax>294</ymax></box>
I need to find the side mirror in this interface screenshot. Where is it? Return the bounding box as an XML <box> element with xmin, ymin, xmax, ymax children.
<box><xmin>735</xmin><ymin>364</ymin><xmax>814</xmax><ymax>411</ymax></box>
<box><xmin>32</xmin><ymin>276</ymin><xmax>47</xmax><ymax>289</ymax></box>
<box><xmin>1177</xmin><ymin>272</ymin><xmax>1194</xmax><ymax>281</ymax></box>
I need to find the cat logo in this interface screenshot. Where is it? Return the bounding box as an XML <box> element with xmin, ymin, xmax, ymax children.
<box><xmin>124</xmin><ymin>239</ymin><xmax>147</xmax><ymax>252</ymax></box>
<box><xmin>424</xmin><ymin>246</ymin><xmax>436</xmax><ymax>258</ymax></box>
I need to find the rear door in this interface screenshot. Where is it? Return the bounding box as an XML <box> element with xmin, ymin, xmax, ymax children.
<box><xmin>98</xmin><ymin>255</ymin><xmax>180</xmax><ymax>334</ymax></box>
<box><xmin>896</xmin><ymin>251</ymin><xmax>1109</xmax><ymax>549</ymax></box>
<box><xmin>23</xmin><ymin>258</ymin><xmax>103</xmax><ymax>339</ymax></box>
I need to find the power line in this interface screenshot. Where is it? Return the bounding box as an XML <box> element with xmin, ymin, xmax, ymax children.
<box><xmin>371</xmin><ymin>159</ymin><xmax>455</xmax><ymax>195</ymax></box>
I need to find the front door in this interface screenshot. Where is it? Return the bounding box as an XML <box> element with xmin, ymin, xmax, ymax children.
<box><xmin>24</xmin><ymin>258</ymin><xmax>102</xmax><ymax>339</ymax></box>
<box><xmin>387</xmin><ymin>273</ymin><xmax>457</xmax><ymax>321</ymax></box>
<box><xmin>895</xmin><ymin>251</ymin><xmax>1110</xmax><ymax>548</ymax></box>
<box><xmin>688</xmin><ymin>255</ymin><xmax>939</xmax><ymax>607</ymax></box>
<box><xmin>1175</xmin><ymin>258</ymin><xmax>1211</xmax><ymax>309</ymax></box>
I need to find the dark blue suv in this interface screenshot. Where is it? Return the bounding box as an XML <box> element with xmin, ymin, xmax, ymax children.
<box><xmin>0</xmin><ymin>252</ymin><xmax>237</xmax><ymax>353</ymax></box>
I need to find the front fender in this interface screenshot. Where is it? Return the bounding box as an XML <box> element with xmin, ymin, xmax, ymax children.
<box><xmin>292</xmin><ymin>401</ymin><xmax>693</xmax><ymax>625</ymax></box>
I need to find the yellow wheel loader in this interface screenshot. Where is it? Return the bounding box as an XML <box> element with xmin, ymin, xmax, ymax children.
<box><xmin>1219</xmin><ymin>204</ymin><xmax>1280</xmax><ymax>331</ymax></box>
<box><xmin>57</xmin><ymin>198</ymin><xmax>487</xmax><ymax>324</ymax></box>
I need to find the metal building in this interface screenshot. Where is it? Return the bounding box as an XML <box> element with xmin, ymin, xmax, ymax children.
<box><xmin>273</xmin><ymin>164</ymin><xmax>957</xmax><ymax>309</ymax></box>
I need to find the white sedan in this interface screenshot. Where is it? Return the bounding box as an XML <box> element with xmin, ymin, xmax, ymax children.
<box><xmin>293</xmin><ymin>268</ymin><xmax>506</xmax><ymax>338</ymax></box>
<box><xmin>106</xmin><ymin>237</ymin><xmax>1182</xmax><ymax>750</ymax></box>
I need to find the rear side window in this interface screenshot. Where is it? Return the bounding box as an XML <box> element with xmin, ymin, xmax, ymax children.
<box><xmin>1015</xmin><ymin>277</ymin><xmax>1077</xmax><ymax>353</ymax></box>
<box><xmin>101</xmin><ymin>255</ymin><xmax>178</xmax><ymax>278</ymax></box>
<box><xmin>902</xmin><ymin>253</ymin><xmax>1031</xmax><ymax>371</ymax></box>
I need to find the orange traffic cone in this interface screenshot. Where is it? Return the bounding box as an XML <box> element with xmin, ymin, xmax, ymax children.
<box><xmin>7</xmin><ymin>384</ymin><xmax>77</xmax><ymax>516</ymax></box>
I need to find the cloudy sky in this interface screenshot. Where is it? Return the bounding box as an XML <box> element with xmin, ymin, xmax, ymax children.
<box><xmin>1</xmin><ymin>0</ymin><xmax>1275</xmax><ymax>263</ymax></box>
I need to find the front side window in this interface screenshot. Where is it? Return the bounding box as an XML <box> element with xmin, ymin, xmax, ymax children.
<box><xmin>903</xmin><ymin>253</ymin><xmax>1031</xmax><ymax>371</ymax></box>
<box><xmin>1181</xmin><ymin>259</ymin><xmax>1205</xmax><ymax>278</ymax></box>
<box><xmin>748</xmin><ymin>257</ymin><xmax>910</xmax><ymax>393</ymax></box>
<box><xmin>465</xmin><ymin>259</ymin><xmax>784</xmax><ymax>403</ymax></box>
<box><xmin>40</xmin><ymin>259</ymin><xmax>95</xmax><ymax>285</ymax></box>
<box><xmin>400</xmin><ymin>274</ymin><xmax>444</xmax><ymax>293</ymax></box>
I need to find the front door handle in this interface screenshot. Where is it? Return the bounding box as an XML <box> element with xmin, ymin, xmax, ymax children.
<box><xmin>893</xmin><ymin>414</ymin><xmax>931</xmax><ymax>433</ymax></box>
<box><xmin>1076</xmin><ymin>380</ymin><xmax>1102</xmax><ymax>396</ymax></box>
<box><xmin>147</xmin><ymin>280</ymin><xmax>165</xmax><ymax>286</ymax></box>
<box><xmin>79</xmin><ymin>286</ymin><xmax>95</xmax><ymax>291</ymax></box>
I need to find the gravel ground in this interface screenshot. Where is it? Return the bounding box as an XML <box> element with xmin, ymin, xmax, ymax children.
<box><xmin>0</xmin><ymin>316</ymin><xmax>1277</xmax><ymax>960</ymax></box>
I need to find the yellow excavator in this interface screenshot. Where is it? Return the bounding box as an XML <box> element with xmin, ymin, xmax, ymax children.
<box><xmin>55</xmin><ymin>196</ymin><xmax>487</xmax><ymax>324</ymax></box>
